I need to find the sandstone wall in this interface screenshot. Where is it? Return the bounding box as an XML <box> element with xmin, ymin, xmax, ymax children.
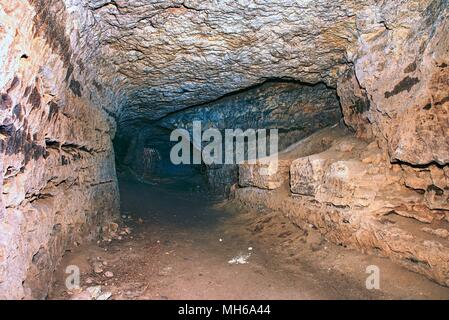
<box><xmin>0</xmin><ymin>0</ymin><xmax>119</xmax><ymax>299</ymax></box>
<box><xmin>237</xmin><ymin>0</ymin><xmax>449</xmax><ymax>285</ymax></box>
<box><xmin>338</xmin><ymin>0</ymin><xmax>449</xmax><ymax>212</ymax></box>
<box><xmin>1</xmin><ymin>0</ymin><xmax>447</xmax><ymax>297</ymax></box>
<box><xmin>155</xmin><ymin>81</ymin><xmax>341</xmax><ymax>194</ymax></box>
<box><xmin>344</xmin><ymin>0</ymin><xmax>448</xmax><ymax>161</ymax></box>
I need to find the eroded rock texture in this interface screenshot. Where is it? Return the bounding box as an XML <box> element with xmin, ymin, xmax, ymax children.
<box><xmin>84</xmin><ymin>0</ymin><xmax>360</xmax><ymax>127</ymax></box>
<box><xmin>0</xmin><ymin>0</ymin><xmax>119</xmax><ymax>299</ymax></box>
<box><xmin>159</xmin><ymin>81</ymin><xmax>341</xmax><ymax>149</ymax></box>
<box><xmin>116</xmin><ymin>81</ymin><xmax>341</xmax><ymax>193</ymax></box>
<box><xmin>1</xmin><ymin>0</ymin><xmax>448</xmax><ymax>298</ymax></box>
<box><xmin>157</xmin><ymin>81</ymin><xmax>341</xmax><ymax>193</ymax></box>
<box><xmin>339</xmin><ymin>0</ymin><xmax>449</xmax><ymax>212</ymax></box>
<box><xmin>348</xmin><ymin>0</ymin><xmax>449</xmax><ymax>166</ymax></box>
<box><xmin>238</xmin><ymin>126</ymin><xmax>449</xmax><ymax>286</ymax></box>
<box><xmin>237</xmin><ymin>0</ymin><xmax>449</xmax><ymax>285</ymax></box>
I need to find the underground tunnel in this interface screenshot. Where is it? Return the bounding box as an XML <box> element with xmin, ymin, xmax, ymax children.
<box><xmin>0</xmin><ymin>0</ymin><xmax>448</xmax><ymax>300</ymax></box>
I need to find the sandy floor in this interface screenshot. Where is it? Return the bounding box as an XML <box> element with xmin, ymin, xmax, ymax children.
<box><xmin>49</xmin><ymin>178</ymin><xmax>449</xmax><ymax>300</ymax></box>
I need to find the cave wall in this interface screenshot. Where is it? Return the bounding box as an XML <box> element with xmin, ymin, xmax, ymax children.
<box><xmin>158</xmin><ymin>81</ymin><xmax>341</xmax><ymax>150</ymax></box>
<box><xmin>236</xmin><ymin>0</ymin><xmax>449</xmax><ymax>286</ymax></box>
<box><xmin>157</xmin><ymin>81</ymin><xmax>342</xmax><ymax>193</ymax></box>
<box><xmin>0</xmin><ymin>0</ymin><xmax>447</xmax><ymax>298</ymax></box>
<box><xmin>338</xmin><ymin>0</ymin><xmax>449</xmax><ymax>212</ymax></box>
<box><xmin>0</xmin><ymin>0</ymin><xmax>119</xmax><ymax>299</ymax></box>
<box><xmin>94</xmin><ymin>0</ymin><xmax>449</xmax><ymax>218</ymax></box>
<box><xmin>103</xmin><ymin>0</ymin><xmax>366</xmax><ymax>189</ymax></box>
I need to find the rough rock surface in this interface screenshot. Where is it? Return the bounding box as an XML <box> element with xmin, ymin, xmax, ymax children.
<box><xmin>158</xmin><ymin>82</ymin><xmax>341</xmax><ymax>150</ymax></box>
<box><xmin>235</xmin><ymin>185</ymin><xmax>449</xmax><ymax>287</ymax></box>
<box><xmin>1</xmin><ymin>0</ymin><xmax>448</xmax><ymax>298</ymax></box>
<box><xmin>0</xmin><ymin>0</ymin><xmax>119</xmax><ymax>299</ymax></box>
<box><xmin>236</xmin><ymin>132</ymin><xmax>449</xmax><ymax>285</ymax></box>
<box><xmin>118</xmin><ymin>81</ymin><xmax>341</xmax><ymax>192</ymax></box>
<box><xmin>155</xmin><ymin>81</ymin><xmax>341</xmax><ymax>193</ymax></box>
<box><xmin>290</xmin><ymin>155</ymin><xmax>329</xmax><ymax>196</ymax></box>
<box><xmin>347</xmin><ymin>0</ymin><xmax>449</xmax><ymax>166</ymax></box>
<box><xmin>81</xmin><ymin>0</ymin><xmax>361</xmax><ymax>126</ymax></box>
<box><xmin>239</xmin><ymin>159</ymin><xmax>291</xmax><ymax>190</ymax></box>
<box><xmin>239</xmin><ymin>125</ymin><xmax>348</xmax><ymax>190</ymax></box>
<box><xmin>337</xmin><ymin>0</ymin><xmax>449</xmax><ymax>212</ymax></box>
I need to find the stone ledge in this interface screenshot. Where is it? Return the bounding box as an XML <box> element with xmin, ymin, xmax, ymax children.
<box><xmin>239</xmin><ymin>160</ymin><xmax>291</xmax><ymax>190</ymax></box>
<box><xmin>234</xmin><ymin>186</ymin><xmax>449</xmax><ymax>287</ymax></box>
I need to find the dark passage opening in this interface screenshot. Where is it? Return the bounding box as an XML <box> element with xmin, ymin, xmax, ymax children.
<box><xmin>113</xmin><ymin>80</ymin><xmax>342</xmax><ymax>196</ymax></box>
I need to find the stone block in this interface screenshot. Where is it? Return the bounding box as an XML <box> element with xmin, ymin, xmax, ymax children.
<box><xmin>239</xmin><ymin>159</ymin><xmax>291</xmax><ymax>190</ymax></box>
<box><xmin>290</xmin><ymin>155</ymin><xmax>329</xmax><ymax>196</ymax></box>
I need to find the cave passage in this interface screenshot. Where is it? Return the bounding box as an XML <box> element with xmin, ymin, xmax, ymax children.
<box><xmin>49</xmin><ymin>80</ymin><xmax>449</xmax><ymax>300</ymax></box>
<box><xmin>1</xmin><ymin>0</ymin><xmax>448</xmax><ymax>300</ymax></box>
<box><xmin>50</xmin><ymin>167</ymin><xmax>449</xmax><ymax>300</ymax></box>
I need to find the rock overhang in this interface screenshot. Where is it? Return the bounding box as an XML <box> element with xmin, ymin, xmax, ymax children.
<box><xmin>71</xmin><ymin>0</ymin><xmax>365</xmax><ymax>128</ymax></box>
<box><xmin>21</xmin><ymin>0</ymin><xmax>449</xmax><ymax>166</ymax></box>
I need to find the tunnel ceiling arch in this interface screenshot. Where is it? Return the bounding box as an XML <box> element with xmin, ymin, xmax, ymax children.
<box><xmin>73</xmin><ymin>0</ymin><xmax>364</xmax><ymax>126</ymax></box>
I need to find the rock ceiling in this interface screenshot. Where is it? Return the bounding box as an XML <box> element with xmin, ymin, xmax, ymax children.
<box><xmin>73</xmin><ymin>0</ymin><xmax>366</xmax><ymax>124</ymax></box>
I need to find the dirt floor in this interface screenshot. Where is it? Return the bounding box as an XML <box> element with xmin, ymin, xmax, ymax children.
<box><xmin>49</xmin><ymin>177</ymin><xmax>449</xmax><ymax>300</ymax></box>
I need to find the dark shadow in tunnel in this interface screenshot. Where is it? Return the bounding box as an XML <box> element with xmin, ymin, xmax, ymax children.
<box><xmin>113</xmin><ymin>78</ymin><xmax>342</xmax><ymax>226</ymax></box>
<box><xmin>114</xmin><ymin>124</ymin><xmax>212</xmax><ymax>192</ymax></box>
<box><xmin>114</xmin><ymin>125</ymin><xmax>226</xmax><ymax>228</ymax></box>
<box><xmin>118</xmin><ymin>176</ymin><xmax>226</xmax><ymax>229</ymax></box>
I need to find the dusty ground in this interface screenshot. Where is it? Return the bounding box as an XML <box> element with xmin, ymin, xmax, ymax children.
<box><xmin>49</xmin><ymin>178</ymin><xmax>449</xmax><ymax>300</ymax></box>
